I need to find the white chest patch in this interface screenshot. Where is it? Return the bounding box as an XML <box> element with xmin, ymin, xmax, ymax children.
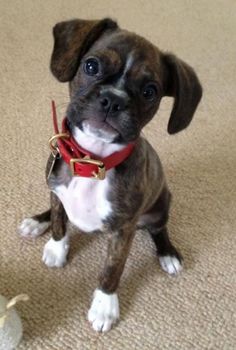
<box><xmin>54</xmin><ymin>171</ymin><xmax>112</xmax><ymax>233</ymax></box>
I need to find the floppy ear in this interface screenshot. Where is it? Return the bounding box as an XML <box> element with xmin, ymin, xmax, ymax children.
<box><xmin>162</xmin><ymin>53</ymin><xmax>202</xmax><ymax>134</ymax></box>
<box><xmin>50</xmin><ymin>18</ymin><xmax>118</xmax><ymax>82</ymax></box>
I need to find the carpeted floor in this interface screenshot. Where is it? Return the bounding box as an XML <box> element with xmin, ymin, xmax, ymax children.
<box><xmin>0</xmin><ymin>1</ymin><xmax>235</xmax><ymax>349</ymax></box>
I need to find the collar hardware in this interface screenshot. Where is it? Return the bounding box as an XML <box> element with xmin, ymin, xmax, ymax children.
<box><xmin>49</xmin><ymin>133</ymin><xmax>70</xmax><ymax>156</ymax></box>
<box><xmin>70</xmin><ymin>156</ymin><xmax>106</xmax><ymax>180</ymax></box>
<box><xmin>48</xmin><ymin>101</ymin><xmax>135</xmax><ymax>180</ymax></box>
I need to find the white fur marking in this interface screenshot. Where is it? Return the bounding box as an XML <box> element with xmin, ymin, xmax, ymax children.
<box><xmin>115</xmin><ymin>54</ymin><xmax>134</xmax><ymax>89</ymax></box>
<box><xmin>101</xmin><ymin>86</ymin><xmax>128</xmax><ymax>99</ymax></box>
<box><xmin>88</xmin><ymin>289</ymin><xmax>119</xmax><ymax>332</ymax></box>
<box><xmin>83</xmin><ymin>122</ymin><xmax>117</xmax><ymax>143</ymax></box>
<box><xmin>42</xmin><ymin>234</ymin><xmax>70</xmax><ymax>268</ymax></box>
<box><xmin>54</xmin><ymin>174</ymin><xmax>112</xmax><ymax>232</ymax></box>
<box><xmin>18</xmin><ymin>218</ymin><xmax>50</xmax><ymax>238</ymax></box>
<box><xmin>73</xmin><ymin>127</ymin><xmax>124</xmax><ymax>157</ymax></box>
<box><xmin>159</xmin><ymin>255</ymin><xmax>183</xmax><ymax>275</ymax></box>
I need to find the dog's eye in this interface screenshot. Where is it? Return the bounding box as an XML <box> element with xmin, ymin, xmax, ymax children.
<box><xmin>142</xmin><ymin>84</ymin><xmax>158</xmax><ymax>101</ymax></box>
<box><xmin>84</xmin><ymin>58</ymin><xmax>99</xmax><ymax>76</ymax></box>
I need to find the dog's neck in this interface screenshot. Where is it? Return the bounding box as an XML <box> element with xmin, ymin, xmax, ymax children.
<box><xmin>72</xmin><ymin>127</ymin><xmax>126</xmax><ymax>158</ymax></box>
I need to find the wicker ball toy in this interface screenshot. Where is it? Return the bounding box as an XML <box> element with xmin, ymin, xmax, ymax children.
<box><xmin>0</xmin><ymin>294</ymin><xmax>29</xmax><ymax>350</ymax></box>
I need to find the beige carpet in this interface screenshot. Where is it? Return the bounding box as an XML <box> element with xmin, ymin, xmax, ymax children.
<box><xmin>0</xmin><ymin>1</ymin><xmax>235</xmax><ymax>349</ymax></box>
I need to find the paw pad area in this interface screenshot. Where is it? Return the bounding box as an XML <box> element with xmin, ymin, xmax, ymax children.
<box><xmin>18</xmin><ymin>218</ymin><xmax>50</xmax><ymax>238</ymax></box>
<box><xmin>42</xmin><ymin>236</ymin><xmax>69</xmax><ymax>268</ymax></box>
<box><xmin>88</xmin><ymin>289</ymin><xmax>120</xmax><ymax>332</ymax></box>
<box><xmin>159</xmin><ymin>255</ymin><xmax>183</xmax><ymax>275</ymax></box>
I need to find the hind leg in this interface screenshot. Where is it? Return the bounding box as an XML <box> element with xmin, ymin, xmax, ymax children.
<box><xmin>150</xmin><ymin>227</ymin><xmax>183</xmax><ymax>275</ymax></box>
<box><xmin>19</xmin><ymin>210</ymin><xmax>51</xmax><ymax>238</ymax></box>
<box><xmin>140</xmin><ymin>187</ymin><xmax>183</xmax><ymax>275</ymax></box>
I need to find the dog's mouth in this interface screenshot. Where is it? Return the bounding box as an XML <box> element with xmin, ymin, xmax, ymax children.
<box><xmin>81</xmin><ymin>119</ymin><xmax>120</xmax><ymax>143</ymax></box>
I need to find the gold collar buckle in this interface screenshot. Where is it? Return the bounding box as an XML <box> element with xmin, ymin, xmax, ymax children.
<box><xmin>70</xmin><ymin>156</ymin><xmax>106</xmax><ymax>180</ymax></box>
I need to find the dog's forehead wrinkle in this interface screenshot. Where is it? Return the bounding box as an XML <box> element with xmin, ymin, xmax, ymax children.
<box><xmin>90</xmin><ymin>30</ymin><xmax>161</xmax><ymax>81</ymax></box>
<box><xmin>100</xmin><ymin>30</ymin><xmax>157</xmax><ymax>58</ymax></box>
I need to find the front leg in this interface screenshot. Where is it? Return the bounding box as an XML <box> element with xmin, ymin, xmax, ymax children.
<box><xmin>88</xmin><ymin>225</ymin><xmax>135</xmax><ymax>332</ymax></box>
<box><xmin>42</xmin><ymin>192</ymin><xmax>70</xmax><ymax>268</ymax></box>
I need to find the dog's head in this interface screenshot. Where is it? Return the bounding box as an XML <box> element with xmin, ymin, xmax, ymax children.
<box><xmin>50</xmin><ymin>18</ymin><xmax>202</xmax><ymax>143</ymax></box>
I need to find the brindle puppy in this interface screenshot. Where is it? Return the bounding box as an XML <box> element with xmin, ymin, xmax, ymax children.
<box><xmin>19</xmin><ymin>18</ymin><xmax>202</xmax><ymax>332</ymax></box>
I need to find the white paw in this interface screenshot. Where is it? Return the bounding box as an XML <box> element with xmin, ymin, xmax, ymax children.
<box><xmin>159</xmin><ymin>255</ymin><xmax>183</xmax><ymax>275</ymax></box>
<box><xmin>42</xmin><ymin>235</ymin><xmax>69</xmax><ymax>268</ymax></box>
<box><xmin>88</xmin><ymin>289</ymin><xmax>119</xmax><ymax>332</ymax></box>
<box><xmin>18</xmin><ymin>218</ymin><xmax>50</xmax><ymax>238</ymax></box>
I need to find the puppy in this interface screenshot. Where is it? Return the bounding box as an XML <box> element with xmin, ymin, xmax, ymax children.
<box><xmin>19</xmin><ymin>18</ymin><xmax>202</xmax><ymax>332</ymax></box>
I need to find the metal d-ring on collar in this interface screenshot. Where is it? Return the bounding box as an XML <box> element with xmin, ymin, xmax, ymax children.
<box><xmin>48</xmin><ymin>133</ymin><xmax>70</xmax><ymax>156</ymax></box>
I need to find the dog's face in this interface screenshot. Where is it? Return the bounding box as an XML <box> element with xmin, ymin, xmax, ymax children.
<box><xmin>67</xmin><ymin>32</ymin><xmax>165</xmax><ymax>143</ymax></box>
<box><xmin>51</xmin><ymin>18</ymin><xmax>202</xmax><ymax>143</ymax></box>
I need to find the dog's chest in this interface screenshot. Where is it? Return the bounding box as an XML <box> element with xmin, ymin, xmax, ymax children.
<box><xmin>54</xmin><ymin>173</ymin><xmax>112</xmax><ymax>232</ymax></box>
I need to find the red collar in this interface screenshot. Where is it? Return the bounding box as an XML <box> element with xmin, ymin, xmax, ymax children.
<box><xmin>49</xmin><ymin>101</ymin><xmax>135</xmax><ymax>180</ymax></box>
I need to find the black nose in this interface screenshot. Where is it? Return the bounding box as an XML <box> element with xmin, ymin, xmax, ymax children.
<box><xmin>100</xmin><ymin>91</ymin><xmax>127</xmax><ymax>114</ymax></box>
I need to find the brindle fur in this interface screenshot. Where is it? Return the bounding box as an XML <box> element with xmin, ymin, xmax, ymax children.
<box><xmin>49</xmin><ymin>192</ymin><xmax>68</xmax><ymax>241</ymax></box>
<box><xmin>32</xmin><ymin>18</ymin><xmax>202</xmax><ymax>294</ymax></box>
